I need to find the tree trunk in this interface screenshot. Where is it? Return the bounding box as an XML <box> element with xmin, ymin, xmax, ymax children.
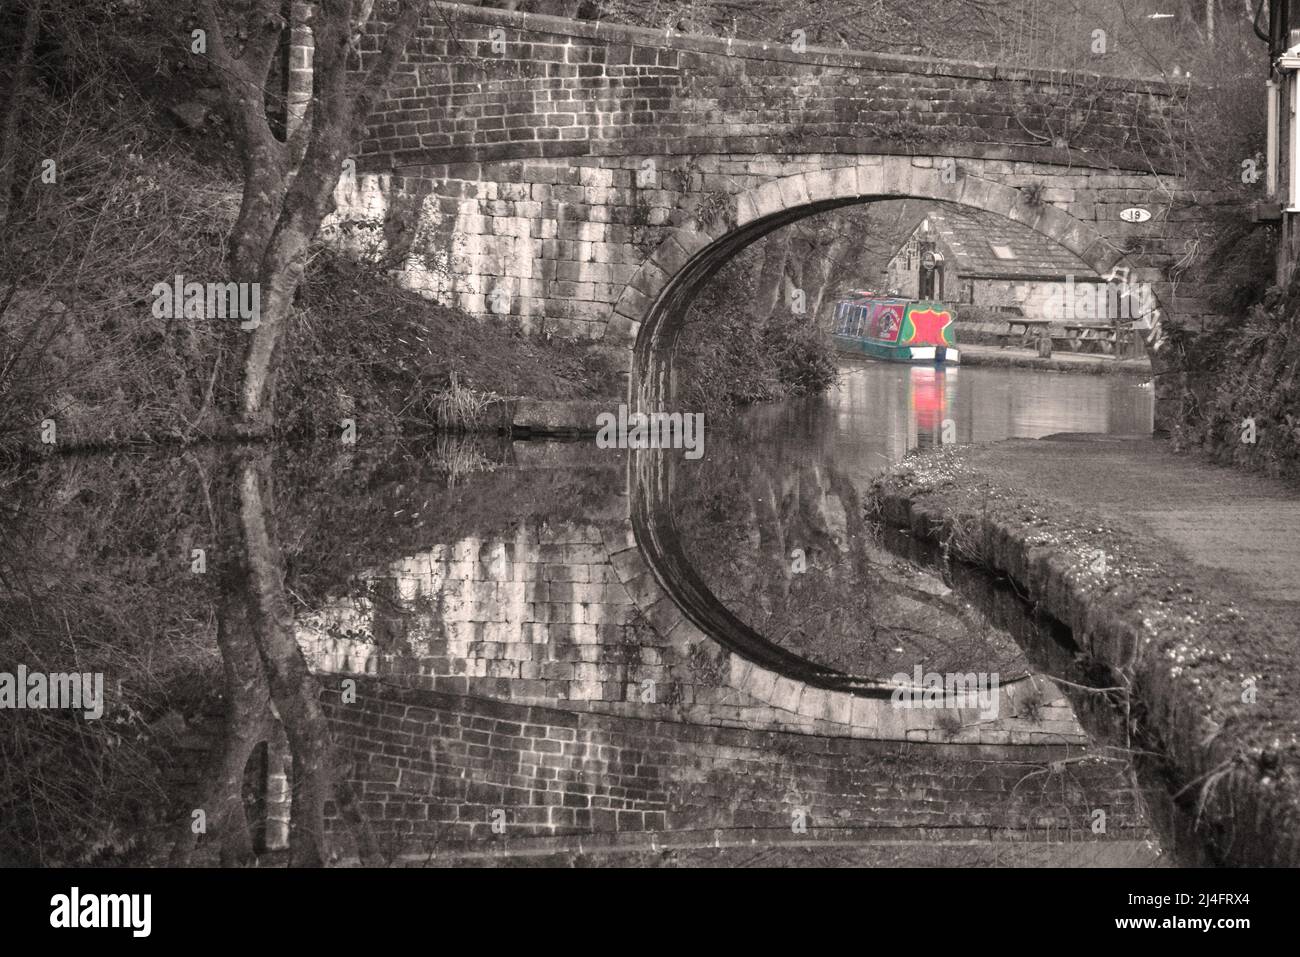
<box><xmin>170</xmin><ymin>591</ymin><xmax>273</xmax><ymax>867</ymax></box>
<box><xmin>171</xmin><ymin>454</ymin><xmax>276</xmax><ymax>867</ymax></box>
<box><xmin>0</xmin><ymin>0</ymin><xmax>42</xmax><ymax>225</ymax></box>
<box><xmin>806</xmin><ymin>235</ymin><xmax>852</xmax><ymax>330</ymax></box>
<box><xmin>197</xmin><ymin>0</ymin><xmax>422</xmax><ymax>433</ymax></box>
<box><xmin>750</xmin><ymin>464</ymin><xmax>791</xmax><ymax>608</ymax></box>
<box><xmin>232</xmin><ymin>452</ymin><xmax>381</xmax><ymax>866</ymax></box>
<box><xmin>755</xmin><ymin>232</ymin><xmax>792</xmax><ymax>320</ymax></box>
<box><xmin>233</xmin><ymin>453</ymin><xmax>331</xmax><ymax>866</ymax></box>
<box><xmin>230</xmin><ymin>150</ymin><xmax>289</xmax><ymax>281</ymax></box>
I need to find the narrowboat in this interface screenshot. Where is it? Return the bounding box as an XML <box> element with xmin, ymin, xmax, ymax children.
<box><xmin>831</xmin><ymin>292</ymin><xmax>959</xmax><ymax>365</ymax></box>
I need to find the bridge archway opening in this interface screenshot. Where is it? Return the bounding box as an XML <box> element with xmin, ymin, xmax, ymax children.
<box><xmin>624</xmin><ymin>161</ymin><xmax>1169</xmax><ymax>418</ymax></box>
<box><xmin>624</xmin><ymin>164</ymin><xmax>1168</xmax><ymax>689</ymax></box>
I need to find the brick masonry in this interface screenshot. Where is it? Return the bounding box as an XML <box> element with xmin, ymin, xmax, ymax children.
<box><xmin>298</xmin><ymin>515</ymin><xmax>1087</xmax><ymax>748</ymax></box>
<box><xmin>321</xmin><ymin>677</ymin><xmax>1152</xmax><ymax>857</ymax></box>
<box><xmin>316</xmin><ymin>3</ymin><xmax>1234</xmax><ymax>428</ymax></box>
<box><xmin>353</xmin><ymin>4</ymin><xmax>1184</xmax><ymax>171</ymax></box>
<box><xmin>282</xmin><ymin>455</ymin><xmax>1159</xmax><ymax>859</ymax></box>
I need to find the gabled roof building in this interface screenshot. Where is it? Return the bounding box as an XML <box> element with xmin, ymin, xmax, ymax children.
<box><xmin>883</xmin><ymin>205</ymin><xmax>1106</xmax><ymax>318</ymax></box>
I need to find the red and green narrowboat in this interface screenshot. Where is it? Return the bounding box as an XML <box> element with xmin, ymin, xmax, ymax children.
<box><xmin>831</xmin><ymin>293</ymin><xmax>959</xmax><ymax>365</ymax></box>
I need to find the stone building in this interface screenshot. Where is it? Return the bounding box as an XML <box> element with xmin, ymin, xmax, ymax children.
<box><xmin>882</xmin><ymin>206</ymin><xmax>1107</xmax><ymax>318</ymax></box>
<box><xmin>1264</xmin><ymin>0</ymin><xmax>1300</xmax><ymax>278</ymax></box>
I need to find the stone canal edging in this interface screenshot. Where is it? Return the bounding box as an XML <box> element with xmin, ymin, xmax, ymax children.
<box><xmin>956</xmin><ymin>344</ymin><xmax>1151</xmax><ymax>376</ymax></box>
<box><xmin>867</xmin><ymin>446</ymin><xmax>1300</xmax><ymax>867</ymax></box>
<box><xmin>437</xmin><ymin>397</ymin><xmax>609</xmax><ymax>436</ymax></box>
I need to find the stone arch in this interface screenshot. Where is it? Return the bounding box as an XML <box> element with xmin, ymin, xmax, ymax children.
<box><xmin>616</xmin><ymin>442</ymin><xmax>1050</xmax><ymax>739</ymax></box>
<box><xmin>606</xmin><ymin>155</ymin><xmax>1167</xmax><ymax>412</ymax></box>
<box><xmin>614</xmin><ymin>156</ymin><xmax>1169</xmax><ymax>723</ymax></box>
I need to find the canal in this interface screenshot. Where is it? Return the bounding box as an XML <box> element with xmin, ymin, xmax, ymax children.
<box><xmin>670</xmin><ymin>361</ymin><xmax>1153</xmax><ymax>684</ymax></box>
<box><xmin>1</xmin><ymin>361</ymin><xmax>1170</xmax><ymax>867</ymax></box>
<box><xmin>743</xmin><ymin>359</ymin><xmax>1154</xmax><ymax>470</ymax></box>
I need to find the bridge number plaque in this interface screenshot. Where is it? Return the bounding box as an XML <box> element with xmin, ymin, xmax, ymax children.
<box><xmin>1119</xmin><ymin>207</ymin><xmax>1152</xmax><ymax>223</ymax></box>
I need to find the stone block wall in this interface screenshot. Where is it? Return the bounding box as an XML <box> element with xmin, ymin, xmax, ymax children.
<box><xmin>298</xmin><ymin>515</ymin><xmax>1092</xmax><ymax>748</ymax></box>
<box><xmin>332</xmin><ymin>154</ymin><xmax>1222</xmax><ymax>347</ymax></box>
<box><xmin>322</xmin><ymin>4</ymin><xmax>1227</xmax><ymax>333</ymax></box>
<box><xmin>315</xmin><ymin>3</ymin><xmax>1236</xmax><ymax>433</ymax></box>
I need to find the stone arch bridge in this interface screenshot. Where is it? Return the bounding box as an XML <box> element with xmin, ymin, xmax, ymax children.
<box><xmin>334</xmin><ymin>2</ymin><xmax>1228</xmax><ymax>426</ymax></box>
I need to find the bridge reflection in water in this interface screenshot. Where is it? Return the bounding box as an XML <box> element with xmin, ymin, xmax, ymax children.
<box><xmin>296</xmin><ymin>363</ymin><xmax>1162</xmax><ymax>865</ymax></box>
<box><xmin>3</xmin><ymin>365</ymin><xmax>1166</xmax><ymax>867</ymax></box>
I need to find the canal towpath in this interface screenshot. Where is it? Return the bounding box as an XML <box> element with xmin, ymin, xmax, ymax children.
<box><xmin>869</xmin><ymin>434</ymin><xmax>1300</xmax><ymax>866</ymax></box>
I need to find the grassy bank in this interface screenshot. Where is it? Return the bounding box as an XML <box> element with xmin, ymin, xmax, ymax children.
<box><xmin>0</xmin><ymin>89</ymin><xmax>623</xmax><ymax>458</ymax></box>
<box><xmin>0</xmin><ymin>1</ymin><xmax>630</xmax><ymax>460</ymax></box>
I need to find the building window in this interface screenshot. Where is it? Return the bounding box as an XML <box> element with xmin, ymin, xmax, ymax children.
<box><xmin>962</xmin><ymin>280</ymin><xmax>974</xmax><ymax>304</ymax></box>
<box><xmin>989</xmin><ymin>243</ymin><xmax>1016</xmax><ymax>260</ymax></box>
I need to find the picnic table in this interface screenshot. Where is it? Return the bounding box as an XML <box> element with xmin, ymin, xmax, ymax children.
<box><xmin>1003</xmin><ymin>319</ymin><xmax>1136</xmax><ymax>356</ymax></box>
<box><xmin>1061</xmin><ymin>322</ymin><xmax>1135</xmax><ymax>355</ymax></box>
<box><xmin>1006</xmin><ymin>318</ymin><xmax>1050</xmax><ymax>348</ymax></box>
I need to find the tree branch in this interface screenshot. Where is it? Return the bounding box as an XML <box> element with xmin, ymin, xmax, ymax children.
<box><xmin>352</xmin><ymin>0</ymin><xmax>423</xmax><ymax>136</ymax></box>
<box><xmin>196</xmin><ymin>0</ymin><xmax>279</xmax><ymax>152</ymax></box>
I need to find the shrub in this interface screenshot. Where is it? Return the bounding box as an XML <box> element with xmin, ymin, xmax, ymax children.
<box><xmin>674</xmin><ymin>256</ymin><xmax>838</xmax><ymax>416</ymax></box>
<box><xmin>1173</xmin><ymin>280</ymin><xmax>1300</xmax><ymax>478</ymax></box>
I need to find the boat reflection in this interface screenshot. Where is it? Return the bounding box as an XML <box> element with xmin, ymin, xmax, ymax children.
<box><xmin>909</xmin><ymin>365</ymin><xmax>952</xmax><ymax>449</ymax></box>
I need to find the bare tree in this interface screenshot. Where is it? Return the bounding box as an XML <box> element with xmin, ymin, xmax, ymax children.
<box><xmin>198</xmin><ymin>0</ymin><xmax>423</xmax><ymax>433</ymax></box>
<box><xmin>170</xmin><ymin>450</ymin><xmax>380</xmax><ymax>868</ymax></box>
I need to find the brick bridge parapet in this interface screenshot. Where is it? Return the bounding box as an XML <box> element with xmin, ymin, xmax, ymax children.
<box><xmin>319</xmin><ymin>3</ymin><xmax>1231</xmax><ymax>426</ymax></box>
